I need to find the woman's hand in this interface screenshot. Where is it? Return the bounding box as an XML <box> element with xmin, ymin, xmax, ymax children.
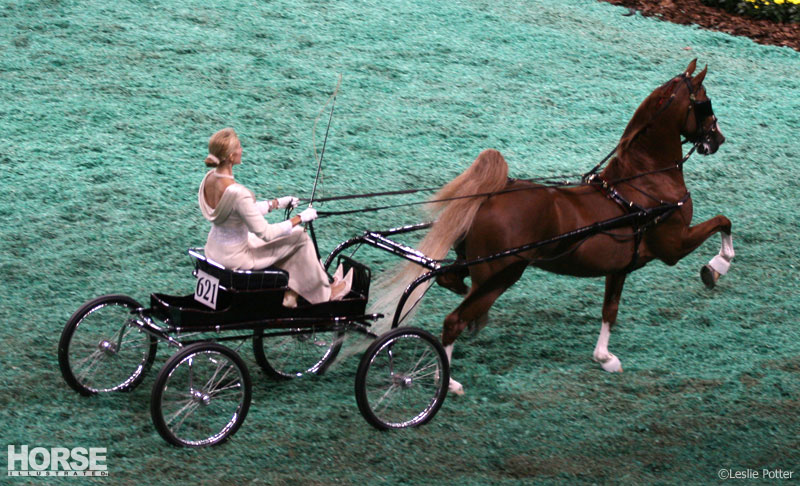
<box><xmin>299</xmin><ymin>207</ymin><xmax>318</xmax><ymax>223</ymax></box>
<box><xmin>277</xmin><ymin>196</ymin><xmax>299</xmax><ymax>210</ymax></box>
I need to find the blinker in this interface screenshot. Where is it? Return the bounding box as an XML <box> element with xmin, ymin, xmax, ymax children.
<box><xmin>694</xmin><ymin>99</ymin><xmax>713</xmax><ymax>120</ymax></box>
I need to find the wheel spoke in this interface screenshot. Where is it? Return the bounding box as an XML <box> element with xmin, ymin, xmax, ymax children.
<box><xmin>209</xmin><ymin>385</ymin><xmax>243</xmax><ymax>400</ymax></box>
<box><xmin>406</xmin><ymin>362</ymin><xmax>439</xmax><ymax>380</ymax></box>
<box><xmin>409</xmin><ymin>368</ymin><xmax>440</xmax><ymax>381</ymax></box>
<box><xmin>407</xmin><ymin>348</ymin><xmax>433</xmax><ymax>376</ymax></box>
<box><xmin>373</xmin><ymin>383</ymin><xmax>401</xmax><ymax>411</ymax></box>
<box><xmin>73</xmin><ymin>348</ymin><xmax>104</xmax><ymax>371</ymax></box>
<box><xmin>169</xmin><ymin>402</ymin><xmax>201</xmax><ymax>433</ymax></box>
<box><xmin>166</xmin><ymin>398</ymin><xmax>198</xmax><ymax>427</ymax></box>
<box><xmin>75</xmin><ymin>350</ymin><xmax>106</xmax><ymax>382</ymax></box>
<box><xmin>209</xmin><ymin>379</ymin><xmax>242</xmax><ymax>397</ymax></box>
<box><xmin>204</xmin><ymin>359</ymin><xmax>236</xmax><ymax>392</ymax></box>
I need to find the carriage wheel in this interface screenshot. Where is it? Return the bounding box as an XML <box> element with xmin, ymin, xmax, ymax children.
<box><xmin>252</xmin><ymin>326</ymin><xmax>343</xmax><ymax>380</ymax></box>
<box><xmin>355</xmin><ymin>327</ymin><xmax>449</xmax><ymax>430</ymax></box>
<box><xmin>151</xmin><ymin>342</ymin><xmax>251</xmax><ymax>448</ymax></box>
<box><xmin>58</xmin><ymin>294</ymin><xmax>157</xmax><ymax>396</ymax></box>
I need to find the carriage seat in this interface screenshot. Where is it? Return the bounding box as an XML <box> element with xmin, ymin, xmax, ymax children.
<box><xmin>188</xmin><ymin>248</ymin><xmax>289</xmax><ymax>291</ymax></box>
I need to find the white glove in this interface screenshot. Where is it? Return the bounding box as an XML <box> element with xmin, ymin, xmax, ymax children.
<box><xmin>277</xmin><ymin>196</ymin><xmax>299</xmax><ymax>210</ymax></box>
<box><xmin>299</xmin><ymin>207</ymin><xmax>318</xmax><ymax>223</ymax></box>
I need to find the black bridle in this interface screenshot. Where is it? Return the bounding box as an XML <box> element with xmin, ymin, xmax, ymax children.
<box><xmin>680</xmin><ymin>73</ymin><xmax>719</xmax><ymax>153</ymax></box>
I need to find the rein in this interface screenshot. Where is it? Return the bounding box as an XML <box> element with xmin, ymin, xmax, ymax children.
<box><xmin>305</xmin><ymin>71</ymin><xmax>709</xmax><ymax>219</ymax></box>
<box><xmin>312</xmin><ymin>141</ymin><xmax>699</xmax><ymax>217</ymax></box>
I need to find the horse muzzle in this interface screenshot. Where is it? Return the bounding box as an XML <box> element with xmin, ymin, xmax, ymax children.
<box><xmin>698</xmin><ymin>121</ymin><xmax>725</xmax><ymax>155</ymax></box>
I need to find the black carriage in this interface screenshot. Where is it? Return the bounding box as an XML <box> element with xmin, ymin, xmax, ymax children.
<box><xmin>58</xmin><ymin>243</ymin><xmax>450</xmax><ymax>447</ymax></box>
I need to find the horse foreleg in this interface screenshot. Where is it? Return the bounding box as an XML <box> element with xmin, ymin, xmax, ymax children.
<box><xmin>442</xmin><ymin>262</ymin><xmax>526</xmax><ymax>395</ymax></box>
<box><xmin>661</xmin><ymin>215</ymin><xmax>733</xmax><ymax>288</ymax></box>
<box><xmin>701</xmin><ymin>231</ymin><xmax>735</xmax><ymax>289</ymax></box>
<box><xmin>593</xmin><ymin>273</ymin><xmax>626</xmax><ymax>372</ymax></box>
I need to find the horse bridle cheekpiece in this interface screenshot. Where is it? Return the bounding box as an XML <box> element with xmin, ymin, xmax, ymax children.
<box><xmin>681</xmin><ymin>72</ymin><xmax>718</xmax><ymax>152</ymax></box>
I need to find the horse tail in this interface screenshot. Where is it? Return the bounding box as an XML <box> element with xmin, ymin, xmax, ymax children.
<box><xmin>419</xmin><ymin>148</ymin><xmax>509</xmax><ymax>261</ymax></box>
<box><xmin>358</xmin><ymin>149</ymin><xmax>509</xmax><ymax>342</ymax></box>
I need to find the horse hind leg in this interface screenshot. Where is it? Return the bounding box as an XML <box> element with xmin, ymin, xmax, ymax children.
<box><xmin>593</xmin><ymin>273</ymin><xmax>626</xmax><ymax>373</ymax></box>
<box><xmin>436</xmin><ymin>266</ymin><xmax>469</xmax><ymax>295</ymax></box>
<box><xmin>442</xmin><ymin>262</ymin><xmax>527</xmax><ymax>395</ymax></box>
<box><xmin>435</xmin><ymin>242</ymin><xmax>469</xmax><ymax>295</ymax></box>
<box><xmin>701</xmin><ymin>232</ymin><xmax>735</xmax><ymax>289</ymax></box>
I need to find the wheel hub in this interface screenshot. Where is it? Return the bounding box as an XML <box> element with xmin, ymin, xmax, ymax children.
<box><xmin>393</xmin><ymin>374</ymin><xmax>414</xmax><ymax>389</ymax></box>
<box><xmin>98</xmin><ymin>339</ymin><xmax>118</xmax><ymax>355</ymax></box>
<box><xmin>190</xmin><ymin>388</ymin><xmax>211</xmax><ymax>406</ymax></box>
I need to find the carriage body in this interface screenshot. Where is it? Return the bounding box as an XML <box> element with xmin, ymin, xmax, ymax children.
<box><xmin>150</xmin><ymin>248</ymin><xmax>372</xmax><ymax>329</ymax></box>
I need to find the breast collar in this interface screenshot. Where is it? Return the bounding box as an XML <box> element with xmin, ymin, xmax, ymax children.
<box><xmin>590</xmin><ymin>174</ymin><xmax>647</xmax><ymax>213</ymax></box>
<box><xmin>588</xmin><ymin>174</ymin><xmax>690</xmax><ymax>272</ymax></box>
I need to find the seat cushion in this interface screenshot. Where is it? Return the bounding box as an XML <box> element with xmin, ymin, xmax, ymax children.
<box><xmin>190</xmin><ymin>249</ymin><xmax>289</xmax><ymax>290</ymax></box>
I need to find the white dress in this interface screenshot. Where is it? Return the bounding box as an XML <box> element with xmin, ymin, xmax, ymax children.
<box><xmin>198</xmin><ymin>171</ymin><xmax>331</xmax><ymax>304</ymax></box>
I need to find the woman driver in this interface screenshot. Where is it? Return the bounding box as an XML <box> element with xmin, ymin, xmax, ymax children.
<box><xmin>198</xmin><ymin>128</ymin><xmax>350</xmax><ymax>305</ymax></box>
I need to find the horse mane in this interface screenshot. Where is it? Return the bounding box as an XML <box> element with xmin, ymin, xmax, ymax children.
<box><xmin>618</xmin><ymin>77</ymin><xmax>683</xmax><ymax>153</ymax></box>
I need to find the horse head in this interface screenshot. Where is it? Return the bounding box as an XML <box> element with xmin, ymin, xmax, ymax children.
<box><xmin>674</xmin><ymin>59</ymin><xmax>726</xmax><ymax>155</ymax></box>
<box><xmin>619</xmin><ymin>60</ymin><xmax>725</xmax><ymax>161</ymax></box>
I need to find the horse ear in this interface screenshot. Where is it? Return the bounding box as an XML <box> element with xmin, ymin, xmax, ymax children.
<box><xmin>684</xmin><ymin>59</ymin><xmax>697</xmax><ymax>77</ymax></box>
<box><xmin>692</xmin><ymin>65</ymin><xmax>708</xmax><ymax>87</ymax></box>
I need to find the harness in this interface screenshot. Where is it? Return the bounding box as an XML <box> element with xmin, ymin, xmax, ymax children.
<box><xmin>586</xmin><ymin>172</ymin><xmax>690</xmax><ymax>272</ymax></box>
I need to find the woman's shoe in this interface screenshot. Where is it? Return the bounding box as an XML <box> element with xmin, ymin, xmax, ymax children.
<box><xmin>332</xmin><ymin>263</ymin><xmax>344</xmax><ymax>284</ymax></box>
<box><xmin>330</xmin><ymin>269</ymin><xmax>353</xmax><ymax>301</ymax></box>
<box><xmin>283</xmin><ymin>289</ymin><xmax>299</xmax><ymax>308</ymax></box>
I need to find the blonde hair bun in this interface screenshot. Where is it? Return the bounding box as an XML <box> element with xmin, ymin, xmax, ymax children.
<box><xmin>204</xmin><ymin>153</ymin><xmax>220</xmax><ymax>167</ymax></box>
<box><xmin>206</xmin><ymin>128</ymin><xmax>239</xmax><ymax>167</ymax></box>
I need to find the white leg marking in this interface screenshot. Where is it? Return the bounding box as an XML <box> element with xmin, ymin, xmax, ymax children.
<box><xmin>708</xmin><ymin>233</ymin><xmax>734</xmax><ymax>275</ymax></box>
<box><xmin>444</xmin><ymin>344</ymin><xmax>464</xmax><ymax>395</ymax></box>
<box><xmin>592</xmin><ymin>321</ymin><xmax>623</xmax><ymax>372</ymax></box>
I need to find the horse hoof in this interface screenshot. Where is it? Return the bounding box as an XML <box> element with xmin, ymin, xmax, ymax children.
<box><xmin>448</xmin><ymin>379</ymin><xmax>465</xmax><ymax>396</ymax></box>
<box><xmin>465</xmin><ymin>313</ymin><xmax>489</xmax><ymax>337</ymax></box>
<box><xmin>700</xmin><ymin>264</ymin><xmax>719</xmax><ymax>289</ymax></box>
<box><xmin>595</xmin><ymin>354</ymin><xmax>623</xmax><ymax>373</ymax></box>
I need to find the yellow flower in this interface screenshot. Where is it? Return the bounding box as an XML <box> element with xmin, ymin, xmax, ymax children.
<box><xmin>774</xmin><ymin>0</ymin><xmax>784</xmax><ymax>4</ymax></box>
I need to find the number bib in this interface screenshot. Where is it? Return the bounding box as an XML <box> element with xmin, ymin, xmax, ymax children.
<box><xmin>194</xmin><ymin>269</ymin><xmax>220</xmax><ymax>310</ymax></box>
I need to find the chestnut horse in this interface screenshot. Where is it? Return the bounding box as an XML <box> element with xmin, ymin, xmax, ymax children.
<box><xmin>407</xmin><ymin>60</ymin><xmax>732</xmax><ymax>395</ymax></box>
